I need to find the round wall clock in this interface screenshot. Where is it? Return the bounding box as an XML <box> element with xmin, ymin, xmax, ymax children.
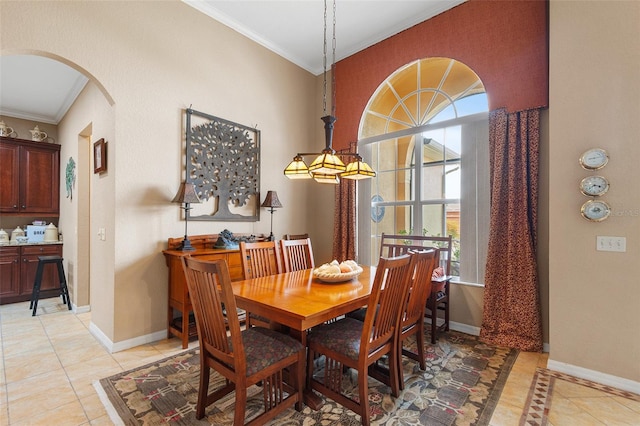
<box><xmin>581</xmin><ymin>199</ymin><xmax>611</xmax><ymax>222</ymax></box>
<box><xmin>579</xmin><ymin>148</ymin><xmax>609</xmax><ymax>170</ymax></box>
<box><xmin>579</xmin><ymin>175</ymin><xmax>609</xmax><ymax>197</ymax></box>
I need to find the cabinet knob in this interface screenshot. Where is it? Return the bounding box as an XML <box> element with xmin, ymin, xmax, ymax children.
<box><xmin>13</xmin><ymin>205</ymin><xmax>17</xmax><ymax>209</ymax></box>
<box><xmin>21</xmin><ymin>205</ymin><xmax>26</xmax><ymax>209</ymax></box>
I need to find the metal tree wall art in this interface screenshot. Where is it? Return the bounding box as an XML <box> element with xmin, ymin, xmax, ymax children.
<box><xmin>185</xmin><ymin>108</ymin><xmax>260</xmax><ymax>221</ymax></box>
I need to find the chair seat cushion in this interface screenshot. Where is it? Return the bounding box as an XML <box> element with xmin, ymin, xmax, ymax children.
<box><xmin>307</xmin><ymin>317</ymin><xmax>363</xmax><ymax>361</ymax></box>
<box><xmin>239</xmin><ymin>327</ymin><xmax>303</xmax><ymax>376</ymax></box>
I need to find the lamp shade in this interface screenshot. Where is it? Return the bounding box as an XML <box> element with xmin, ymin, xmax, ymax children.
<box><xmin>341</xmin><ymin>159</ymin><xmax>376</xmax><ymax>180</ymax></box>
<box><xmin>312</xmin><ymin>172</ymin><xmax>340</xmax><ymax>184</ymax></box>
<box><xmin>284</xmin><ymin>155</ymin><xmax>312</xmax><ymax>179</ymax></box>
<box><xmin>172</xmin><ymin>182</ymin><xmax>201</xmax><ymax>204</ymax></box>
<box><xmin>308</xmin><ymin>151</ymin><xmax>346</xmax><ymax>175</ymax></box>
<box><xmin>261</xmin><ymin>191</ymin><xmax>283</xmax><ymax>208</ymax></box>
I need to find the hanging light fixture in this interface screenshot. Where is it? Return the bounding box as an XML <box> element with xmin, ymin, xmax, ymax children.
<box><xmin>283</xmin><ymin>0</ymin><xmax>375</xmax><ymax>184</ymax></box>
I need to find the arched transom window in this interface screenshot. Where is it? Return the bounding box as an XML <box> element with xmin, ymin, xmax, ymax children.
<box><xmin>357</xmin><ymin>57</ymin><xmax>489</xmax><ymax>285</ymax></box>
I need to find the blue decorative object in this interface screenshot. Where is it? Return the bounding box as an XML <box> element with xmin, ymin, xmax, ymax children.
<box><xmin>371</xmin><ymin>195</ymin><xmax>385</xmax><ymax>223</ymax></box>
<box><xmin>214</xmin><ymin>229</ymin><xmax>256</xmax><ymax>249</ymax></box>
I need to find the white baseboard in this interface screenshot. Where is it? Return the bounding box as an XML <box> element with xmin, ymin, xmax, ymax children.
<box><xmin>72</xmin><ymin>304</ymin><xmax>91</xmax><ymax>314</ymax></box>
<box><xmin>547</xmin><ymin>359</ymin><xmax>640</xmax><ymax>395</ymax></box>
<box><xmin>449</xmin><ymin>320</ymin><xmax>480</xmax><ymax>336</ymax></box>
<box><xmin>89</xmin><ymin>322</ymin><xmax>168</xmax><ymax>353</ymax></box>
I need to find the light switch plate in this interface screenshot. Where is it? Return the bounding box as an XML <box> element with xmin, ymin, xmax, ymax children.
<box><xmin>596</xmin><ymin>236</ymin><xmax>626</xmax><ymax>252</ymax></box>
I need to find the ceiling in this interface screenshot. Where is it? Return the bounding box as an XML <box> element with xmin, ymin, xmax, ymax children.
<box><xmin>0</xmin><ymin>0</ymin><xmax>465</xmax><ymax>125</ymax></box>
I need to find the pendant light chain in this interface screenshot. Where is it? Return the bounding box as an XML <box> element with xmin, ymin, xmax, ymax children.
<box><xmin>331</xmin><ymin>0</ymin><xmax>337</xmax><ymax>117</ymax></box>
<box><xmin>322</xmin><ymin>0</ymin><xmax>328</xmax><ymax>115</ymax></box>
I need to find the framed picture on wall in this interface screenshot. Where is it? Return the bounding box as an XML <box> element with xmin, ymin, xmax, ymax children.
<box><xmin>93</xmin><ymin>138</ymin><xmax>107</xmax><ymax>174</ymax></box>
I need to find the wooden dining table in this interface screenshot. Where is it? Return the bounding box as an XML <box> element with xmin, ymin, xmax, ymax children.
<box><xmin>231</xmin><ymin>266</ymin><xmax>376</xmax><ymax>409</ymax></box>
<box><xmin>231</xmin><ymin>266</ymin><xmax>376</xmax><ymax>345</ymax></box>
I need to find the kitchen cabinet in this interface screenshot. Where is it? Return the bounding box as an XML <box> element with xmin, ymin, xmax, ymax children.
<box><xmin>0</xmin><ymin>243</ymin><xmax>64</xmax><ymax>305</ymax></box>
<box><xmin>0</xmin><ymin>136</ymin><xmax>60</xmax><ymax>216</ymax></box>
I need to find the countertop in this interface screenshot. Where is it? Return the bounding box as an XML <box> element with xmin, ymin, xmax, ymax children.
<box><xmin>0</xmin><ymin>241</ymin><xmax>63</xmax><ymax>247</ymax></box>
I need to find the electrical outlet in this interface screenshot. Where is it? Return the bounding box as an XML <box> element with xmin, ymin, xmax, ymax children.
<box><xmin>596</xmin><ymin>236</ymin><xmax>626</xmax><ymax>252</ymax></box>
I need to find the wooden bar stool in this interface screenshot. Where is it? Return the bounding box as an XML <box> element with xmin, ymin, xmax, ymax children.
<box><xmin>30</xmin><ymin>255</ymin><xmax>71</xmax><ymax>316</ymax></box>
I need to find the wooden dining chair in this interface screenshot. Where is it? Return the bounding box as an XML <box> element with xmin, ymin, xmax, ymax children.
<box><xmin>345</xmin><ymin>250</ymin><xmax>437</xmax><ymax>391</ymax></box>
<box><xmin>239</xmin><ymin>240</ymin><xmax>283</xmax><ymax>328</ymax></box>
<box><xmin>181</xmin><ymin>257</ymin><xmax>304</xmax><ymax>423</ymax></box>
<box><xmin>280</xmin><ymin>238</ymin><xmax>315</xmax><ymax>272</ymax></box>
<box><xmin>284</xmin><ymin>233</ymin><xmax>309</xmax><ymax>240</ymax></box>
<box><xmin>306</xmin><ymin>255</ymin><xmax>413</xmax><ymax>426</ymax></box>
<box><xmin>380</xmin><ymin>233</ymin><xmax>453</xmax><ymax>343</ymax></box>
<box><xmin>396</xmin><ymin>249</ymin><xmax>437</xmax><ymax>390</ymax></box>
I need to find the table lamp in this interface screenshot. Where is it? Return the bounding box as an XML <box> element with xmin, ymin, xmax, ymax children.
<box><xmin>172</xmin><ymin>182</ymin><xmax>201</xmax><ymax>251</ymax></box>
<box><xmin>261</xmin><ymin>190</ymin><xmax>283</xmax><ymax>241</ymax></box>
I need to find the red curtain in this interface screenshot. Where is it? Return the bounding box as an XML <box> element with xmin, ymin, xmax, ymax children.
<box><xmin>480</xmin><ymin>108</ymin><xmax>543</xmax><ymax>352</ymax></box>
<box><xmin>332</xmin><ymin>143</ymin><xmax>357</xmax><ymax>262</ymax></box>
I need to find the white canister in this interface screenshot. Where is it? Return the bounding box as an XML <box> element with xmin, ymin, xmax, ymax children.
<box><xmin>44</xmin><ymin>223</ymin><xmax>59</xmax><ymax>242</ymax></box>
<box><xmin>10</xmin><ymin>226</ymin><xmax>25</xmax><ymax>242</ymax></box>
<box><xmin>0</xmin><ymin>229</ymin><xmax>8</xmax><ymax>243</ymax></box>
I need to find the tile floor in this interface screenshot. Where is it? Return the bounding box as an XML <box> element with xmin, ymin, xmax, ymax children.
<box><xmin>0</xmin><ymin>298</ymin><xmax>638</xmax><ymax>425</ymax></box>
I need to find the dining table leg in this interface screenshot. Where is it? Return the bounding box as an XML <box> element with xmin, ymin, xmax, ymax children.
<box><xmin>285</xmin><ymin>328</ymin><xmax>326</xmax><ymax>410</ymax></box>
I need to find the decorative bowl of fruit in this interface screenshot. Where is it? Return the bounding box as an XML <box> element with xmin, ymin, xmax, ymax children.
<box><xmin>313</xmin><ymin>260</ymin><xmax>363</xmax><ymax>283</ymax></box>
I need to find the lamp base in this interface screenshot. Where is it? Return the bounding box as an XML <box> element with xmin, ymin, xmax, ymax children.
<box><xmin>176</xmin><ymin>237</ymin><xmax>195</xmax><ymax>251</ymax></box>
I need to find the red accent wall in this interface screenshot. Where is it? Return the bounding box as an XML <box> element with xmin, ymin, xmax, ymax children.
<box><xmin>333</xmin><ymin>0</ymin><xmax>548</xmax><ymax>150</ymax></box>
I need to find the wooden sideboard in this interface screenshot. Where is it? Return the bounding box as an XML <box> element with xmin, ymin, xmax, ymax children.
<box><xmin>162</xmin><ymin>234</ymin><xmax>262</xmax><ymax>348</ymax></box>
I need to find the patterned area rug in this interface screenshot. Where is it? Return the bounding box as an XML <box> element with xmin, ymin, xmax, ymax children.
<box><xmin>519</xmin><ymin>367</ymin><xmax>640</xmax><ymax>426</ymax></box>
<box><xmin>96</xmin><ymin>330</ymin><xmax>517</xmax><ymax>425</ymax></box>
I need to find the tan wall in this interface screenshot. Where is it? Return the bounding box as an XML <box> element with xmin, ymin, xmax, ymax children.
<box><xmin>57</xmin><ymin>81</ymin><xmax>115</xmax><ymax>332</ymax></box>
<box><xmin>1</xmin><ymin>0</ymin><xmax>319</xmax><ymax>346</ymax></box>
<box><xmin>549</xmin><ymin>1</ymin><xmax>640</xmax><ymax>383</ymax></box>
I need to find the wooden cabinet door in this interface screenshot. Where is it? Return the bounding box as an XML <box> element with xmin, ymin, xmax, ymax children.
<box><xmin>0</xmin><ymin>137</ymin><xmax>60</xmax><ymax>215</ymax></box>
<box><xmin>0</xmin><ymin>247</ymin><xmax>20</xmax><ymax>301</ymax></box>
<box><xmin>20</xmin><ymin>144</ymin><xmax>60</xmax><ymax>214</ymax></box>
<box><xmin>0</xmin><ymin>141</ymin><xmax>20</xmax><ymax>213</ymax></box>
<box><xmin>20</xmin><ymin>245</ymin><xmax>63</xmax><ymax>296</ymax></box>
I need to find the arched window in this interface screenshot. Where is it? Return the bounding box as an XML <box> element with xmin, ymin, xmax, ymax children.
<box><xmin>357</xmin><ymin>58</ymin><xmax>489</xmax><ymax>284</ymax></box>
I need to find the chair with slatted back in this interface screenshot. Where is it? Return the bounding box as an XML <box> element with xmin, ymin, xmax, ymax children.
<box><xmin>380</xmin><ymin>233</ymin><xmax>453</xmax><ymax>343</ymax></box>
<box><xmin>239</xmin><ymin>240</ymin><xmax>283</xmax><ymax>328</ymax></box>
<box><xmin>396</xmin><ymin>249</ymin><xmax>437</xmax><ymax>390</ymax></box>
<box><xmin>280</xmin><ymin>238</ymin><xmax>315</xmax><ymax>272</ymax></box>
<box><xmin>344</xmin><ymin>250</ymin><xmax>437</xmax><ymax>391</ymax></box>
<box><xmin>306</xmin><ymin>255</ymin><xmax>413</xmax><ymax>426</ymax></box>
<box><xmin>181</xmin><ymin>257</ymin><xmax>304</xmax><ymax>423</ymax></box>
<box><xmin>284</xmin><ymin>233</ymin><xmax>309</xmax><ymax>240</ymax></box>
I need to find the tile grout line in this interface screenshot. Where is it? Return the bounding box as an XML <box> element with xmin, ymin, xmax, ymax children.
<box><xmin>42</xmin><ymin>309</ymin><xmax>95</xmax><ymax>425</ymax></box>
